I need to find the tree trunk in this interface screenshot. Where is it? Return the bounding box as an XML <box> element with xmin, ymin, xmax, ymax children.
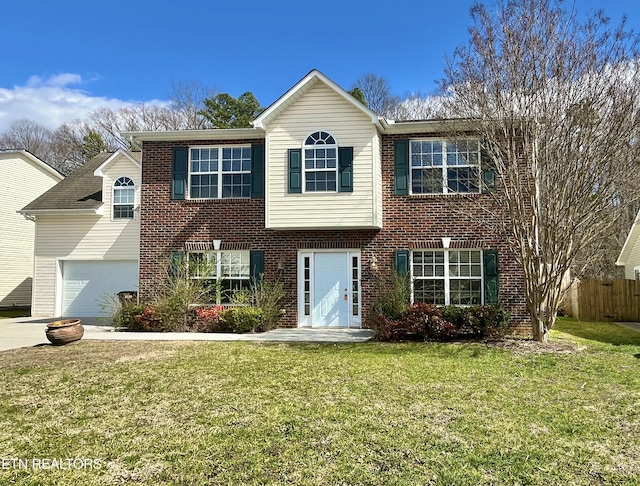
<box><xmin>531</xmin><ymin>316</ymin><xmax>548</xmax><ymax>342</ymax></box>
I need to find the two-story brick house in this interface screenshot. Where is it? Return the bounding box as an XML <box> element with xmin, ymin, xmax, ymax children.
<box><xmin>125</xmin><ymin>70</ymin><xmax>528</xmax><ymax>329</ymax></box>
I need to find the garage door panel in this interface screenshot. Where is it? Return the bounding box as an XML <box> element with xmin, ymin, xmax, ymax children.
<box><xmin>62</xmin><ymin>261</ymin><xmax>138</xmax><ymax>317</ymax></box>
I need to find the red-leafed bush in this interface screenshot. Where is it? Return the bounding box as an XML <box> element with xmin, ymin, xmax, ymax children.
<box><xmin>194</xmin><ymin>305</ymin><xmax>229</xmax><ymax>332</ymax></box>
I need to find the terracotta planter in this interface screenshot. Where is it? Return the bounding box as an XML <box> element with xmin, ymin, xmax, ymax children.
<box><xmin>45</xmin><ymin>319</ymin><xmax>84</xmax><ymax>345</ymax></box>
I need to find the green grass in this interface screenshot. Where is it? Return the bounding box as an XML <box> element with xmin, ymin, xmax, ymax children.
<box><xmin>0</xmin><ymin>308</ymin><xmax>30</xmax><ymax>319</ymax></box>
<box><xmin>0</xmin><ymin>318</ymin><xmax>639</xmax><ymax>485</ymax></box>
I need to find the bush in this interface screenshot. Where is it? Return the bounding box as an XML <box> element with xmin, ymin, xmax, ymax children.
<box><xmin>250</xmin><ymin>277</ymin><xmax>286</xmax><ymax>331</ymax></box>
<box><xmin>471</xmin><ymin>305</ymin><xmax>511</xmax><ymax>337</ymax></box>
<box><xmin>403</xmin><ymin>302</ymin><xmax>457</xmax><ymax>341</ymax></box>
<box><xmin>441</xmin><ymin>304</ymin><xmax>510</xmax><ymax>337</ymax></box>
<box><xmin>370</xmin><ymin>271</ymin><xmax>411</xmax><ymax>320</ymax></box>
<box><xmin>193</xmin><ymin>305</ymin><xmax>229</xmax><ymax>332</ymax></box>
<box><xmin>141</xmin><ymin>255</ymin><xmax>212</xmax><ymax>331</ymax></box>
<box><xmin>371</xmin><ymin>314</ymin><xmax>405</xmax><ymax>342</ymax></box>
<box><xmin>224</xmin><ymin>306</ymin><xmax>264</xmax><ymax>333</ymax></box>
<box><xmin>108</xmin><ymin>296</ymin><xmax>146</xmax><ymax>330</ymax></box>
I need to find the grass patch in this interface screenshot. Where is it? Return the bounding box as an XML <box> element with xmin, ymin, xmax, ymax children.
<box><xmin>0</xmin><ymin>318</ymin><xmax>638</xmax><ymax>484</ymax></box>
<box><xmin>0</xmin><ymin>308</ymin><xmax>30</xmax><ymax>319</ymax></box>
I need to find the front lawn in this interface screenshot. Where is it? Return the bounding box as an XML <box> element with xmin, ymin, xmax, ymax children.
<box><xmin>0</xmin><ymin>308</ymin><xmax>30</xmax><ymax>319</ymax></box>
<box><xmin>0</xmin><ymin>318</ymin><xmax>638</xmax><ymax>485</ymax></box>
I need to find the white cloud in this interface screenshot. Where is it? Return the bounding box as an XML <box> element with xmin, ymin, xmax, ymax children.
<box><xmin>0</xmin><ymin>73</ymin><xmax>157</xmax><ymax>132</ymax></box>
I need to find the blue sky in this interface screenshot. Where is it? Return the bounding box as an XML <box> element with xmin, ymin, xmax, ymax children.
<box><xmin>0</xmin><ymin>0</ymin><xmax>638</xmax><ymax>131</ymax></box>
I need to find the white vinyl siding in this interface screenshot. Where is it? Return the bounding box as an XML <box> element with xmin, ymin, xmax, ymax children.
<box><xmin>102</xmin><ymin>155</ymin><xmax>140</xmax><ymax>221</ymax></box>
<box><xmin>624</xmin><ymin>236</ymin><xmax>640</xmax><ymax>279</ymax></box>
<box><xmin>31</xmin><ymin>153</ymin><xmax>140</xmax><ymax>317</ymax></box>
<box><xmin>31</xmin><ymin>214</ymin><xmax>140</xmax><ymax>316</ymax></box>
<box><xmin>265</xmin><ymin>82</ymin><xmax>381</xmax><ymax>229</ymax></box>
<box><xmin>0</xmin><ymin>153</ymin><xmax>62</xmax><ymax>307</ymax></box>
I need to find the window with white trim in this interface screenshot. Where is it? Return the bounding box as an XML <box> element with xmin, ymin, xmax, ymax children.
<box><xmin>304</xmin><ymin>131</ymin><xmax>337</xmax><ymax>192</ymax></box>
<box><xmin>411</xmin><ymin>139</ymin><xmax>480</xmax><ymax>194</ymax></box>
<box><xmin>412</xmin><ymin>250</ymin><xmax>482</xmax><ymax>305</ymax></box>
<box><xmin>189</xmin><ymin>146</ymin><xmax>251</xmax><ymax>199</ymax></box>
<box><xmin>187</xmin><ymin>250</ymin><xmax>250</xmax><ymax>303</ymax></box>
<box><xmin>113</xmin><ymin>177</ymin><xmax>135</xmax><ymax>219</ymax></box>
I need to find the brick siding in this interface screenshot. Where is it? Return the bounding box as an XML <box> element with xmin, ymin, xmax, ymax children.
<box><xmin>139</xmin><ymin>136</ymin><xmax>530</xmax><ymax>333</ymax></box>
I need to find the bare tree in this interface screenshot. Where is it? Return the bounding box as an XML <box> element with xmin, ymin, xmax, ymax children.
<box><xmin>352</xmin><ymin>74</ymin><xmax>401</xmax><ymax>117</ymax></box>
<box><xmin>0</xmin><ymin>119</ymin><xmax>53</xmax><ymax>161</ymax></box>
<box><xmin>442</xmin><ymin>0</ymin><xmax>640</xmax><ymax>341</ymax></box>
<box><xmin>89</xmin><ymin>104</ymin><xmax>187</xmax><ymax>149</ymax></box>
<box><xmin>391</xmin><ymin>92</ymin><xmax>446</xmax><ymax>120</ymax></box>
<box><xmin>167</xmin><ymin>79</ymin><xmax>217</xmax><ymax>129</ymax></box>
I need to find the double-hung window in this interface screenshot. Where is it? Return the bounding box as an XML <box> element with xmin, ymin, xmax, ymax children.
<box><xmin>113</xmin><ymin>177</ymin><xmax>135</xmax><ymax>219</ymax></box>
<box><xmin>187</xmin><ymin>250</ymin><xmax>250</xmax><ymax>303</ymax></box>
<box><xmin>412</xmin><ymin>250</ymin><xmax>483</xmax><ymax>305</ymax></box>
<box><xmin>410</xmin><ymin>139</ymin><xmax>480</xmax><ymax>194</ymax></box>
<box><xmin>189</xmin><ymin>146</ymin><xmax>251</xmax><ymax>199</ymax></box>
<box><xmin>304</xmin><ymin>131</ymin><xmax>337</xmax><ymax>192</ymax></box>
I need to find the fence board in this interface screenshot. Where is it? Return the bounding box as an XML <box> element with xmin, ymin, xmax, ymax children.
<box><xmin>575</xmin><ymin>279</ymin><xmax>640</xmax><ymax>322</ymax></box>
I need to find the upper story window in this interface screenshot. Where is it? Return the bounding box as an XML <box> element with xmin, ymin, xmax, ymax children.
<box><xmin>304</xmin><ymin>131</ymin><xmax>338</xmax><ymax>192</ymax></box>
<box><xmin>189</xmin><ymin>146</ymin><xmax>251</xmax><ymax>199</ymax></box>
<box><xmin>410</xmin><ymin>139</ymin><xmax>480</xmax><ymax>194</ymax></box>
<box><xmin>113</xmin><ymin>177</ymin><xmax>135</xmax><ymax>219</ymax></box>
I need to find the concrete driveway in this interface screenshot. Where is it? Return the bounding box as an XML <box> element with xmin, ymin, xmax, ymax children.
<box><xmin>0</xmin><ymin>316</ymin><xmax>376</xmax><ymax>352</ymax></box>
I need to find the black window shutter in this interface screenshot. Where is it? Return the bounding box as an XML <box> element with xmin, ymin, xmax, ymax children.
<box><xmin>288</xmin><ymin>149</ymin><xmax>302</xmax><ymax>193</ymax></box>
<box><xmin>250</xmin><ymin>250</ymin><xmax>264</xmax><ymax>282</ymax></box>
<box><xmin>338</xmin><ymin>146</ymin><xmax>354</xmax><ymax>192</ymax></box>
<box><xmin>480</xmin><ymin>146</ymin><xmax>497</xmax><ymax>194</ymax></box>
<box><xmin>170</xmin><ymin>250</ymin><xmax>185</xmax><ymax>281</ymax></box>
<box><xmin>394</xmin><ymin>250</ymin><xmax>410</xmax><ymax>275</ymax></box>
<box><xmin>483</xmin><ymin>249</ymin><xmax>499</xmax><ymax>304</ymax></box>
<box><xmin>251</xmin><ymin>143</ymin><xmax>265</xmax><ymax>198</ymax></box>
<box><xmin>172</xmin><ymin>147</ymin><xmax>188</xmax><ymax>200</ymax></box>
<box><xmin>394</xmin><ymin>140</ymin><xmax>409</xmax><ymax>195</ymax></box>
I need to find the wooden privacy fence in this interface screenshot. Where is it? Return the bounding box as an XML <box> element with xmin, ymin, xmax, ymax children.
<box><xmin>567</xmin><ymin>279</ymin><xmax>640</xmax><ymax>322</ymax></box>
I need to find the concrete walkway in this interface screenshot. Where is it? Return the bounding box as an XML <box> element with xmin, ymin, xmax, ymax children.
<box><xmin>0</xmin><ymin>316</ymin><xmax>376</xmax><ymax>352</ymax></box>
<box><xmin>614</xmin><ymin>321</ymin><xmax>640</xmax><ymax>334</ymax></box>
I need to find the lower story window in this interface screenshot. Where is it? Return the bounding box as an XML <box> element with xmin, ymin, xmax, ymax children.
<box><xmin>187</xmin><ymin>250</ymin><xmax>250</xmax><ymax>303</ymax></box>
<box><xmin>412</xmin><ymin>250</ymin><xmax>482</xmax><ymax>305</ymax></box>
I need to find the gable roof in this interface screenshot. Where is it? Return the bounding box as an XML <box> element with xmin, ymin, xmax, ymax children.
<box><xmin>0</xmin><ymin>149</ymin><xmax>64</xmax><ymax>181</ymax></box>
<box><xmin>253</xmin><ymin>69</ymin><xmax>386</xmax><ymax>130</ymax></box>
<box><xmin>616</xmin><ymin>208</ymin><xmax>640</xmax><ymax>266</ymax></box>
<box><xmin>93</xmin><ymin>149</ymin><xmax>141</xmax><ymax>177</ymax></box>
<box><xmin>20</xmin><ymin>151</ymin><xmax>141</xmax><ymax>214</ymax></box>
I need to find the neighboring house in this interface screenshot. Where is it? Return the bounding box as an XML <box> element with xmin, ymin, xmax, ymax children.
<box><xmin>0</xmin><ymin>150</ymin><xmax>63</xmax><ymax>308</ymax></box>
<box><xmin>616</xmin><ymin>209</ymin><xmax>640</xmax><ymax>279</ymax></box>
<box><xmin>124</xmin><ymin>70</ymin><xmax>529</xmax><ymax>329</ymax></box>
<box><xmin>19</xmin><ymin>149</ymin><xmax>141</xmax><ymax>317</ymax></box>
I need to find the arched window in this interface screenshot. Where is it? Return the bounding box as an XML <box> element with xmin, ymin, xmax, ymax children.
<box><xmin>303</xmin><ymin>131</ymin><xmax>337</xmax><ymax>192</ymax></box>
<box><xmin>113</xmin><ymin>177</ymin><xmax>135</xmax><ymax>219</ymax></box>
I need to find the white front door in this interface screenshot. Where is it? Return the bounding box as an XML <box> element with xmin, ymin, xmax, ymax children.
<box><xmin>298</xmin><ymin>251</ymin><xmax>361</xmax><ymax>328</ymax></box>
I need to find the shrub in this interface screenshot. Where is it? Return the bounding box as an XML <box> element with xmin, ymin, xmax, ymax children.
<box><xmin>370</xmin><ymin>271</ymin><xmax>411</xmax><ymax>320</ymax></box>
<box><xmin>371</xmin><ymin>314</ymin><xmax>405</xmax><ymax>342</ymax></box>
<box><xmin>133</xmin><ymin>305</ymin><xmax>160</xmax><ymax>331</ymax></box>
<box><xmin>441</xmin><ymin>305</ymin><xmax>510</xmax><ymax>337</ymax></box>
<box><xmin>427</xmin><ymin>319</ymin><xmax>458</xmax><ymax>341</ymax></box>
<box><xmin>250</xmin><ymin>277</ymin><xmax>286</xmax><ymax>331</ymax></box>
<box><xmin>471</xmin><ymin>305</ymin><xmax>511</xmax><ymax>337</ymax></box>
<box><xmin>403</xmin><ymin>302</ymin><xmax>457</xmax><ymax>341</ymax></box>
<box><xmin>193</xmin><ymin>305</ymin><xmax>229</xmax><ymax>332</ymax></box>
<box><xmin>224</xmin><ymin>306</ymin><xmax>263</xmax><ymax>333</ymax></box>
<box><xmin>142</xmin><ymin>255</ymin><xmax>211</xmax><ymax>331</ymax></box>
<box><xmin>106</xmin><ymin>294</ymin><xmax>146</xmax><ymax>330</ymax></box>
<box><xmin>440</xmin><ymin>306</ymin><xmax>478</xmax><ymax>336</ymax></box>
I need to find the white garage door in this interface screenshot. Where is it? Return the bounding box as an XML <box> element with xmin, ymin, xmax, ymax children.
<box><xmin>62</xmin><ymin>260</ymin><xmax>138</xmax><ymax>317</ymax></box>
